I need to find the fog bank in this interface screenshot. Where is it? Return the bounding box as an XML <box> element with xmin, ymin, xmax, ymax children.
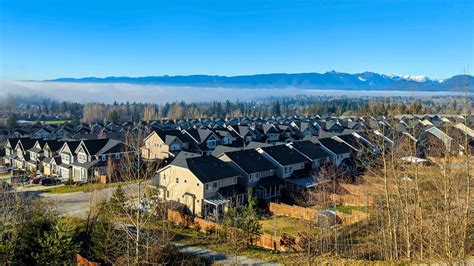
<box><xmin>0</xmin><ymin>80</ymin><xmax>466</xmax><ymax>104</ymax></box>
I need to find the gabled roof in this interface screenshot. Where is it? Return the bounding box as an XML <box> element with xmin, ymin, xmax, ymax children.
<box><xmin>171</xmin><ymin>152</ymin><xmax>240</xmax><ymax>183</ymax></box>
<box><xmin>318</xmin><ymin>137</ymin><xmax>352</xmax><ymax>155</ymax></box>
<box><xmin>184</xmin><ymin>128</ymin><xmax>219</xmax><ymax>143</ymax></box>
<box><xmin>211</xmin><ymin>145</ymin><xmax>241</xmax><ymax>157</ymax></box>
<box><xmin>290</xmin><ymin>140</ymin><xmax>332</xmax><ymax>160</ymax></box>
<box><xmin>16</xmin><ymin>138</ymin><xmax>37</xmax><ymax>151</ymax></box>
<box><xmin>260</xmin><ymin>144</ymin><xmax>309</xmax><ymax>166</ymax></box>
<box><xmin>221</xmin><ymin>149</ymin><xmax>276</xmax><ymax>174</ymax></box>
<box><xmin>60</xmin><ymin>140</ymin><xmax>81</xmax><ymax>155</ymax></box>
<box><xmin>5</xmin><ymin>137</ymin><xmax>23</xmax><ymax>149</ymax></box>
<box><xmin>44</xmin><ymin>140</ymin><xmax>66</xmax><ymax>152</ymax></box>
<box><xmin>78</xmin><ymin>139</ymin><xmax>134</xmax><ymax>156</ymax></box>
<box><xmin>229</xmin><ymin>125</ymin><xmax>254</xmax><ymax>138</ymax></box>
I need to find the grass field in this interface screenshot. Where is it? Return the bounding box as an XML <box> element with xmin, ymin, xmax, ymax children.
<box><xmin>41</xmin><ymin>120</ymin><xmax>72</xmax><ymax>125</ymax></box>
<box><xmin>327</xmin><ymin>205</ymin><xmax>369</xmax><ymax>215</ymax></box>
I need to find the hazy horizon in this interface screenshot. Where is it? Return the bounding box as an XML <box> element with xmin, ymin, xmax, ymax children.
<box><xmin>2</xmin><ymin>80</ymin><xmax>469</xmax><ymax>104</ymax></box>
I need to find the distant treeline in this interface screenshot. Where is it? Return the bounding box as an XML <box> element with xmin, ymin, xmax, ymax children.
<box><xmin>1</xmin><ymin>95</ymin><xmax>472</xmax><ymax>126</ymax></box>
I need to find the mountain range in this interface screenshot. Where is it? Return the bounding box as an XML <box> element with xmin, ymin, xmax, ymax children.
<box><xmin>48</xmin><ymin>71</ymin><xmax>473</xmax><ymax>92</ymax></box>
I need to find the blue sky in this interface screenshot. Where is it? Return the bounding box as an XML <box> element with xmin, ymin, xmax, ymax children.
<box><xmin>1</xmin><ymin>0</ymin><xmax>472</xmax><ymax>80</ymax></box>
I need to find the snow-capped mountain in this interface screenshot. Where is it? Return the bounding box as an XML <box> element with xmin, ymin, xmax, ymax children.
<box><xmin>49</xmin><ymin>71</ymin><xmax>473</xmax><ymax>92</ymax></box>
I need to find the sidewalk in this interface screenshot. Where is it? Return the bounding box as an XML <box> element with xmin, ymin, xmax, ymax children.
<box><xmin>174</xmin><ymin>243</ymin><xmax>280</xmax><ymax>265</ymax></box>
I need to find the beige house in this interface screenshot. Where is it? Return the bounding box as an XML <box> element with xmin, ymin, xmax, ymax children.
<box><xmin>153</xmin><ymin>152</ymin><xmax>244</xmax><ymax>222</ymax></box>
<box><xmin>141</xmin><ymin>129</ymin><xmax>193</xmax><ymax>160</ymax></box>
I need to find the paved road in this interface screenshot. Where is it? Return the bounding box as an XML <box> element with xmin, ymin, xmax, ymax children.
<box><xmin>35</xmin><ymin>183</ymin><xmax>143</xmax><ymax>218</ymax></box>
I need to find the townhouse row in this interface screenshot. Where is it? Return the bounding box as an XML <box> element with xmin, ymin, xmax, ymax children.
<box><xmin>3</xmin><ymin>137</ymin><xmax>136</xmax><ymax>182</ymax></box>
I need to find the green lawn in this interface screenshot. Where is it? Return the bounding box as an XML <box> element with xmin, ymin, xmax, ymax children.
<box><xmin>41</xmin><ymin>120</ymin><xmax>72</xmax><ymax>125</ymax></box>
<box><xmin>327</xmin><ymin>205</ymin><xmax>369</xmax><ymax>215</ymax></box>
<box><xmin>41</xmin><ymin>180</ymin><xmax>140</xmax><ymax>194</ymax></box>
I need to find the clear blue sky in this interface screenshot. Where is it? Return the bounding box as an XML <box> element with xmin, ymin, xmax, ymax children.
<box><xmin>1</xmin><ymin>0</ymin><xmax>473</xmax><ymax>80</ymax></box>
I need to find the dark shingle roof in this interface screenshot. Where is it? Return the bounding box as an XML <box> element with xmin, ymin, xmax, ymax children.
<box><xmin>186</xmin><ymin>156</ymin><xmax>240</xmax><ymax>183</ymax></box>
<box><xmin>154</xmin><ymin>129</ymin><xmax>193</xmax><ymax>144</ymax></box>
<box><xmin>260</xmin><ymin>144</ymin><xmax>309</xmax><ymax>166</ymax></box>
<box><xmin>171</xmin><ymin>152</ymin><xmax>240</xmax><ymax>183</ymax></box>
<box><xmin>291</xmin><ymin>140</ymin><xmax>332</xmax><ymax>160</ymax></box>
<box><xmin>223</xmin><ymin>149</ymin><xmax>276</xmax><ymax>174</ymax></box>
<box><xmin>319</xmin><ymin>138</ymin><xmax>352</xmax><ymax>155</ymax></box>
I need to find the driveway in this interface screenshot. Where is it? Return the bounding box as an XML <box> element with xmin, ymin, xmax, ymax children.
<box><xmin>37</xmin><ymin>182</ymin><xmax>145</xmax><ymax>218</ymax></box>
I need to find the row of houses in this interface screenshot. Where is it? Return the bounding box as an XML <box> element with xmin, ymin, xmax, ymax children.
<box><xmin>4</xmin><ymin>113</ymin><xmax>471</xmax><ymax>142</ymax></box>
<box><xmin>145</xmin><ymin>116</ymin><xmax>473</xmax><ymax>222</ymax></box>
<box><xmin>3</xmin><ymin>137</ymin><xmax>136</xmax><ymax>182</ymax></box>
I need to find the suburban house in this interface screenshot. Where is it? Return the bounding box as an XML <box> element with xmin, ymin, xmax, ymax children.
<box><xmin>3</xmin><ymin>138</ymin><xmax>22</xmax><ymax>166</ymax></box>
<box><xmin>57</xmin><ymin>141</ymin><xmax>81</xmax><ymax>179</ymax></box>
<box><xmin>42</xmin><ymin>140</ymin><xmax>66</xmax><ymax>176</ymax></box>
<box><xmin>13</xmin><ymin>138</ymin><xmax>37</xmax><ymax>170</ymax></box>
<box><xmin>254</xmin><ymin>124</ymin><xmax>282</xmax><ymax>142</ymax></box>
<box><xmin>71</xmin><ymin>139</ymin><xmax>136</xmax><ymax>182</ymax></box>
<box><xmin>182</xmin><ymin>128</ymin><xmax>222</xmax><ymax>155</ymax></box>
<box><xmin>216</xmin><ymin>149</ymin><xmax>283</xmax><ymax>201</ymax></box>
<box><xmin>257</xmin><ymin>144</ymin><xmax>313</xmax><ymax>190</ymax></box>
<box><xmin>288</xmin><ymin>140</ymin><xmax>333</xmax><ymax>172</ymax></box>
<box><xmin>141</xmin><ymin>129</ymin><xmax>194</xmax><ymax>160</ymax></box>
<box><xmin>25</xmin><ymin>140</ymin><xmax>46</xmax><ymax>172</ymax></box>
<box><xmin>417</xmin><ymin>126</ymin><xmax>456</xmax><ymax>158</ymax></box>
<box><xmin>214</xmin><ymin>128</ymin><xmax>241</xmax><ymax>147</ymax></box>
<box><xmin>318</xmin><ymin>137</ymin><xmax>353</xmax><ymax>168</ymax></box>
<box><xmin>228</xmin><ymin>125</ymin><xmax>258</xmax><ymax>144</ymax></box>
<box><xmin>31</xmin><ymin>128</ymin><xmax>54</xmax><ymax>139</ymax></box>
<box><xmin>290</xmin><ymin>121</ymin><xmax>319</xmax><ymax>137</ymax></box>
<box><xmin>153</xmin><ymin>152</ymin><xmax>243</xmax><ymax>222</ymax></box>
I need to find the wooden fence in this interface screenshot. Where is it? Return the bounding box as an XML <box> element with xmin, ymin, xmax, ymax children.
<box><xmin>167</xmin><ymin>209</ymin><xmax>286</xmax><ymax>251</ymax></box>
<box><xmin>76</xmin><ymin>254</ymin><xmax>100</xmax><ymax>266</ymax></box>
<box><xmin>269</xmin><ymin>202</ymin><xmax>318</xmax><ymax>221</ymax></box>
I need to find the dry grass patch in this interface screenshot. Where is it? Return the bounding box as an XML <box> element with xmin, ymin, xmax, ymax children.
<box><xmin>259</xmin><ymin>215</ymin><xmax>318</xmax><ymax>237</ymax></box>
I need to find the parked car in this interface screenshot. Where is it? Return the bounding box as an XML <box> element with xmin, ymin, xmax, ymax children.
<box><xmin>40</xmin><ymin>178</ymin><xmax>61</xmax><ymax>186</ymax></box>
<box><xmin>30</xmin><ymin>177</ymin><xmax>45</xmax><ymax>185</ymax></box>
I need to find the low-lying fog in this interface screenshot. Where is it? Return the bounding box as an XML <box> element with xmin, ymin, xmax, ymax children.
<box><xmin>1</xmin><ymin>80</ymin><xmax>467</xmax><ymax>104</ymax></box>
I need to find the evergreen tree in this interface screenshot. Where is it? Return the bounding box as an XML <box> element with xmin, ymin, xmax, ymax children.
<box><xmin>272</xmin><ymin>100</ymin><xmax>282</xmax><ymax>116</ymax></box>
<box><xmin>107</xmin><ymin>110</ymin><xmax>120</xmax><ymax>123</ymax></box>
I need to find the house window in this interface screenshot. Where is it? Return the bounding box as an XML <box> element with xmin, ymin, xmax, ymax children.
<box><xmin>249</xmin><ymin>173</ymin><xmax>259</xmax><ymax>183</ymax></box>
<box><xmin>205</xmin><ymin>184</ymin><xmax>209</xmax><ymax>190</ymax></box>
<box><xmin>170</xmin><ymin>143</ymin><xmax>181</xmax><ymax>151</ymax></box>
<box><xmin>197</xmin><ymin>183</ymin><xmax>199</xmax><ymax>186</ymax></box>
<box><xmin>284</xmin><ymin>166</ymin><xmax>293</xmax><ymax>174</ymax></box>
<box><xmin>270</xmin><ymin>169</ymin><xmax>274</xmax><ymax>175</ymax></box>
<box><xmin>176</xmin><ymin>177</ymin><xmax>179</xmax><ymax>183</ymax></box>
<box><xmin>184</xmin><ymin>179</ymin><xmax>187</xmax><ymax>183</ymax></box>
<box><xmin>212</xmin><ymin>182</ymin><xmax>218</xmax><ymax>189</ymax></box>
<box><xmin>102</xmin><ymin>155</ymin><xmax>106</xmax><ymax>161</ymax></box>
<box><xmin>207</xmin><ymin>139</ymin><xmax>217</xmax><ymax>148</ymax></box>
<box><xmin>115</xmin><ymin>154</ymin><xmax>120</xmax><ymax>159</ymax></box>
<box><xmin>232</xmin><ymin>177</ymin><xmax>237</xmax><ymax>184</ymax></box>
